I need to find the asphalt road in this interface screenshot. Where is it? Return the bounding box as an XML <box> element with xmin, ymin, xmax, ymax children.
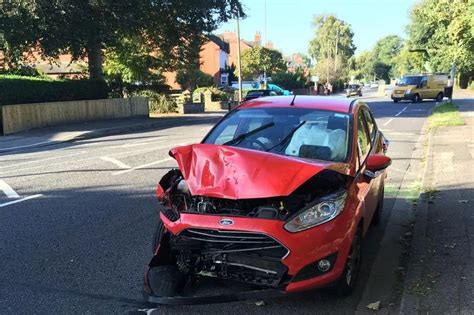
<box><xmin>0</xmin><ymin>97</ymin><xmax>436</xmax><ymax>314</ymax></box>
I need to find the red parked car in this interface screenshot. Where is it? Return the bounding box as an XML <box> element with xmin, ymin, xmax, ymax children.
<box><xmin>144</xmin><ymin>96</ymin><xmax>391</xmax><ymax>304</ymax></box>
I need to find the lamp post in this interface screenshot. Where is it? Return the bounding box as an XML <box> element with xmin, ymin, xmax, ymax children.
<box><xmin>236</xmin><ymin>10</ymin><xmax>243</xmax><ymax>103</ymax></box>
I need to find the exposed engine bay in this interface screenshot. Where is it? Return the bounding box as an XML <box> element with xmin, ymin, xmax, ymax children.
<box><xmin>151</xmin><ymin>168</ymin><xmax>349</xmax><ymax>290</ymax></box>
<box><xmin>158</xmin><ymin>168</ymin><xmax>347</xmax><ymax>221</ymax></box>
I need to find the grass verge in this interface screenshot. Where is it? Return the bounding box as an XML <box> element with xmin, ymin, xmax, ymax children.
<box><xmin>428</xmin><ymin>102</ymin><xmax>464</xmax><ymax>129</ymax></box>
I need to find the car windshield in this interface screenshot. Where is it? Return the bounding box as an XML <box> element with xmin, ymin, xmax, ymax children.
<box><xmin>398</xmin><ymin>76</ymin><xmax>422</xmax><ymax>86</ymax></box>
<box><xmin>203</xmin><ymin>108</ymin><xmax>351</xmax><ymax>162</ymax></box>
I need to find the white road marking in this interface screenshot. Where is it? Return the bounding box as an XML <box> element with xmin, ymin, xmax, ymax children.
<box><xmin>382</xmin><ymin>106</ymin><xmax>408</xmax><ymax>126</ymax></box>
<box><xmin>0</xmin><ymin>194</ymin><xmax>43</xmax><ymax>208</ymax></box>
<box><xmin>0</xmin><ymin>143</ymin><xmax>188</xmax><ymax>176</ymax></box>
<box><xmin>383</xmin><ymin>118</ymin><xmax>394</xmax><ymax>126</ymax></box>
<box><xmin>0</xmin><ymin>180</ymin><xmax>20</xmax><ymax>198</ymax></box>
<box><xmin>395</xmin><ymin>106</ymin><xmax>408</xmax><ymax>117</ymax></box>
<box><xmin>0</xmin><ymin>151</ymin><xmax>87</xmax><ymax>170</ymax></box>
<box><xmin>112</xmin><ymin>157</ymin><xmax>173</xmax><ymax>176</ymax></box>
<box><xmin>100</xmin><ymin>156</ymin><xmax>131</xmax><ymax>169</ymax></box>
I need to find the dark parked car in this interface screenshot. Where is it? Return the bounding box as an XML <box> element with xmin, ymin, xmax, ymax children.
<box><xmin>346</xmin><ymin>84</ymin><xmax>363</xmax><ymax>97</ymax></box>
<box><xmin>244</xmin><ymin>89</ymin><xmax>278</xmax><ymax>101</ymax></box>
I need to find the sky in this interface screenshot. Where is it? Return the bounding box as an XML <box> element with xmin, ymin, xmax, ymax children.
<box><xmin>216</xmin><ymin>0</ymin><xmax>416</xmax><ymax>57</ymax></box>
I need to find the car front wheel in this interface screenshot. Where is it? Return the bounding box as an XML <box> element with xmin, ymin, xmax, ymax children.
<box><xmin>332</xmin><ymin>227</ymin><xmax>362</xmax><ymax>296</ymax></box>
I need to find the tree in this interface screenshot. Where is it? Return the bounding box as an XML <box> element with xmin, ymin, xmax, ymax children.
<box><xmin>176</xmin><ymin>68</ymin><xmax>214</xmax><ymax>91</ymax></box>
<box><xmin>349</xmin><ymin>50</ymin><xmax>373</xmax><ymax>82</ymax></box>
<box><xmin>270</xmin><ymin>69</ymin><xmax>307</xmax><ymax>90</ymax></box>
<box><xmin>392</xmin><ymin>46</ymin><xmax>426</xmax><ymax>77</ymax></box>
<box><xmin>0</xmin><ymin>0</ymin><xmax>244</xmax><ymax>80</ymax></box>
<box><xmin>239</xmin><ymin>46</ymin><xmax>286</xmax><ymax>79</ymax></box>
<box><xmin>309</xmin><ymin>15</ymin><xmax>355</xmax><ymax>84</ymax></box>
<box><xmin>350</xmin><ymin>36</ymin><xmax>404</xmax><ymax>83</ymax></box>
<box><xmin>407</xmin><ymin>0</ymin><xmax>474</xmax><ymax>87</ymax></box>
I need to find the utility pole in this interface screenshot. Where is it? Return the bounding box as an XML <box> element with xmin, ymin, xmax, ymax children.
<box><xmin>334</xmin><ymin>28</ymin><xmax>339</xmax><ymax>73</ymax></box>
<box><xmin>264</xmin><ymin>0</ymin><xmax>267</xmax><ymax>46</ymax></box>
<box><xmin>236</xmin><ymin>10</ymin><xmax>243</xmax><ymax>103</ymax></box>
<box><xmin>326</xmin><ymin>36</ymin><xmax>330</xmax><ymax>84</ymax></box>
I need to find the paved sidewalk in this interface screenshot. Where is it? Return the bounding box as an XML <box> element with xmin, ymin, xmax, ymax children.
<box><xmin>0</xmin><ymin>113</ymin><xmax>224</xmax><ymax>153</ymax></box>
<box><xmin>400</xmin><ymin>101</ymin><xmax>474</xmax><ymax>313</ymax></box>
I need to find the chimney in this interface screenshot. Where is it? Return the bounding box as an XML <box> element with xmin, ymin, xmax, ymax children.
<box><xmin>254</xmin><ymin>31</ymin><xmax>261</xmax><ymax>46</ymax></box>
<box><xmin>265</xmin><ymin>41</ymin><xmax>274</xmax><ymax>49</ymax></box>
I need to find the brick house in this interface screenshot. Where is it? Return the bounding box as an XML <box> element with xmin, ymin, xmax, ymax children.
<box><xmin>164</xmin><ymin>34</ymin><xmax>231</xmax><ymax>90</ymax></box>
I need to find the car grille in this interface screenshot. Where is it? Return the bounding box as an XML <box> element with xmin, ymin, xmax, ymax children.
<box><xmin>179</xmin><ymin>229</ymin><xmax>289</xmax><ymax>259</ymax></box>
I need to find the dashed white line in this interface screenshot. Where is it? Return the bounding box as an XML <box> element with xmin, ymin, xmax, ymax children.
<box><xmin>395</xmin><ymin>106</ymin><xmax>408</xmax><ymax>117</ymax></box>
<box><xmin>0</xmin><ymin>180</ymin><xmax>20</xmax><ymax>198</ymax></box>
<box><xmin>383</xmin><ymin>106</ymin><xmax>408</xmax><ymax>126</ymax></box>
<box><xmin>112</xmin><ymin>157</ymin><xmax>173</xmax><ymax>176</ymax></box>
<box><xmin>0</xmin><ymin>194</ymin><xmax>43</xmax><ymax>208</ymax></box>
<box><xmin>100</xmin><ymin>156</ymin><xmax>131</xmax><ymax>169</ymax></box>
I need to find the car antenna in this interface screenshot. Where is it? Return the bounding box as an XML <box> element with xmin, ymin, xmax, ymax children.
<box><xmin>289</xmin><ymin>93</ymin><xmax>297</xmax><ymax>106</ymax></box>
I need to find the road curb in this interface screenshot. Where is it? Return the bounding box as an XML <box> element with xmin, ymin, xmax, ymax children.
<box><xmin>356</xmin><ymin>118</ymin><xmax>431</xmax><ymax>314</ymax></box>
<box><xmin>398</xmin><ymin>132</ymin><xmax>433</xmax><ymax>314</ymax></box>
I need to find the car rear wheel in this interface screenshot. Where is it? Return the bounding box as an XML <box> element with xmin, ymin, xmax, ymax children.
<box><xmin>413</xmin><ymin>94</ymin><xmax>421</xmax><ymax>103</ymax></box>
<box><xmin>332</xmin><ymin>227</ymin><xmax>362</xmax><ymax>296</ymax></box>
<box><xmin>436</xmin><ymin>92</ymin><xmax>444</xmax><ymax>102</ymax></box>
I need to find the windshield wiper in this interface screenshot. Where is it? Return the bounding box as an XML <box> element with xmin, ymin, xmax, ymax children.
<box><xmin>266</xmin><ymin>121</ymin><xmax>307</xmax><ymax>152</ymax></box>
<box><xmin>223</xmin><ymin>122</ymin><xmax>275</xmax><ymax>146</ymax></box>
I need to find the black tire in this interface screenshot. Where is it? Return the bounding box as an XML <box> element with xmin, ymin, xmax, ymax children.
<box><xmin>371</xmin><ymin>187</ymin><xmax>384</xmax><ymax>225</ymax></box>
<box><xmin>393</xmin><ymin>99</ymin><xmax>399</xmax><ymax>103</ymax></box>
<box><xmin>413</xmin><ymin>93</ymin><xmax>421</xmax><ymax>103</ymax></box>
<box><xmin>332</xmin><ymin>227</ymin><xmax>362</xmax><ymax>296</ymax></box>
<box><xmin>152</xmin><ymin>214</ymin><xmax>164</xmax><ymax>253</ymax></box>
<box><xmin>436</xmin><ymin>92</ymin><xmax>444</xmax><ymax>102</ymax></box>
<box><xmin>148</xmin><ymin>265</ymin><xmax>186</xmax><ymax>297</ymax></box>
<box><xmin>358</xmin><ymin>93</ymin><xmax>362</xmax><ymax>97</ymax></box>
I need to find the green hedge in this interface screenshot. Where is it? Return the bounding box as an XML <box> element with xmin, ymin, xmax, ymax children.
<box><xmin>0</xmin><ymin>75</ymin><xmax>110</xmax><ymax>106</ymax></box>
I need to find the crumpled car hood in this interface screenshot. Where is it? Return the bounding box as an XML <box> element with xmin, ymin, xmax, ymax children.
<box><xmin>169</xmin><ymin>144</ymin><xmax>349</xmax><ymax>200</ymax></box>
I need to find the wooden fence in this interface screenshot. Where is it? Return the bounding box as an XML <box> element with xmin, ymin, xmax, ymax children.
<box><xmin>1</xmin><ymin>97</ymin><xmax>148</xmax><ymax>135</ymax></box>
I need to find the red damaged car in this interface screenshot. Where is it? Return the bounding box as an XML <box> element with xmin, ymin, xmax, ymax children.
<box><xmin>144</xmin><ymin>96</ymin><xmax>391</xmax><ymax>304</ymax></box>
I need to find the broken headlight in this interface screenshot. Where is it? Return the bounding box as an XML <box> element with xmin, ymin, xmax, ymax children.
<box><xmin>284</xmin><ymin>191</ymin><xmax>347</xmax><ymax>232</ymax></box>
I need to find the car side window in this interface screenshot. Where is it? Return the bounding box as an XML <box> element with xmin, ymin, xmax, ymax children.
<box><xmin>363</xmin><ymin>109</ymin><xmax>376</xmax><ymax>143</ymax></box>
<box><xmin>357</xmin><ymin>110</ymin><xmax>371</xmax><ymax>166</ymax></box>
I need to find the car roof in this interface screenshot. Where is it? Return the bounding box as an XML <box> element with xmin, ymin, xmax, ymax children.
<box><xmin>238</xmin><ymin>95</ymin><xmax>356</xmax><ymax>113</ymax></box>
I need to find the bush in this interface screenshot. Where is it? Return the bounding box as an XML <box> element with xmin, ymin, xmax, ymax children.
<box><xmin>270</xmin><ymin>71</ymin><xmax>307</xmax><ymax>91</ymax></box>
<box><xmin>193</xmin><ymin>86</ymin><xmax>230</xmax><ymax>101</ymax></box>
<box><xmin>0</xmin><ymin>65</ymin><xmax>45</xmax><ymax>77</ymax></box>
<box><xmin>0</xmin><ymin>75</ymin><xmax>110</xmax><ymax>106</ymax></box>
<box><xmin>134</xmin><ymin>90</ymin><xmax>177</xmax><ymax>113</ymax></box>
<box><xmin>176</xmin><ymin>68</ymin><xmax>214</xmax><ymax>90</ymax></box>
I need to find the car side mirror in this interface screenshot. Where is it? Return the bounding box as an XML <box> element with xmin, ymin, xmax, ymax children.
<box><xmin>365</xmin><ymin>154</ymin><xmax>391</xmax><ymax>178</ymax></box>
